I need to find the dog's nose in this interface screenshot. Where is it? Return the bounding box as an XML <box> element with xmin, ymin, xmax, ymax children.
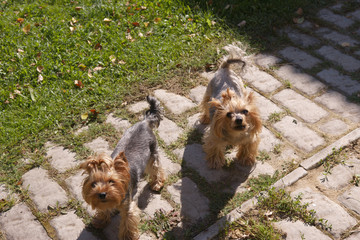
<box><xmin>98</xmin><ymin>192</ymin><xmax>107</xmax><ymax>199</ymax></box>
<box><xmin>235</xmin><ymin>116</ymin><xmax>242</xmax><ymax>124</ymax></box>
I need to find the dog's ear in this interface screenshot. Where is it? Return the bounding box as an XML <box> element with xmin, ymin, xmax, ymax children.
<box><xmin>114</xmin><ymin>151</ymin><xmax>130</xmax><ymax>173</ymax></box>
<box><xmin>245</xmin><ymin>91</ymin><xmax>256</xmax><ymax>105</ymax></box>
<box><xmin>80</xmin><ymin>159</ymin><xmax>95</xmax><ymax>174</ymax></box>
<box><xmin>209</xmin><ymin>98</ymin><xmax>223</xmax><ymax>110</ymax></box>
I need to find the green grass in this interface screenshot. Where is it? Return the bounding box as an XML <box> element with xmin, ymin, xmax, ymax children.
<box><xmin>218</xmin><ymin>188</ymin><xmax>332</xmax><ymax>239</ymax></box>
<box><xmin>0</xmin><ymin>0</ymin><xmax>332</xmax><ymax>198</ymax></box>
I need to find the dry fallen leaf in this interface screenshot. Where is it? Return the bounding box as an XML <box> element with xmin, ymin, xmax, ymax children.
<box><xmin>154</xmin><ymin>17</ymin><xmax>161</xmax><ymax>23</ymax></box>
<box><xmin>144</xmin><ymin>22</ymin><xmax>149</xmax><ymax>27</ymax></box>
<box><xmin>293</xmin><ymin>17</ymin><xmax>304</xmax><ymax>24</ymax></box>
<box><xmin>118</xmin><ymin>60</ymin><xmax>126</xmax><ymax>65</ymax></box>
<box><xmin>93</xmin><ymin>66</ymin><xmax>103</xmax><ymax>71</ymax></box>
<box><xmin>132</xmin><ymin>22</ymin><xmax>140</xmax><ymax>27</ymax></box>
<box><xmin>341</xmin><ymin>42</ymin><xmax>350</xmax><ymax>47</ymax></box>
<box><xmin>103</xmin><ymin>18</ymin><xmax>112</xmax><ymax>23</ymax></box>
<box><xmin>75</xmin><ymin>6</ymin><xmax>82</xmax><ymax>11</ymax></box>
<box><xmin>237</xmin><ymin>20</ymin><xmax>246</xmax><ymax>27</ymax></box>
<box><xmin>22</xmin><ymin>24</ymin><xmax>31</xmax><ymax>34</ymax></box>
<box><xmin>109</xmin><ymin>55</ymin><xmax>116</xmax><ymax>63</ymax></box>
<box><xmin>78</xmin><ymin>63</ymin><xmax>86</xmax><ymax>70</ymax></box>
<box><xmin>36</xmin><ymin>66</ymin><xmax>43</xmax><ymax>73</ymax></box>
<box><xmin>74</xmin><ymin>80</ymin><xmax>84</xmax><ymax>88</ymax></box>
<box><xmin>95</xmin><ymin>43</ymin><xmax>102</xmax><ymax>50</ymax></box>
<box><xmin>17</xmin><ymin>48</ymin><xmax>24</xmax><ymax>53</ymax></box>
<box><xmin>16</xmin><ymin>18</ymin><xmax>24</xmax><ymax>24</ymax></box>
<box><xmin>38</xmin><ymin>74</ymin><xmax>43</xmax><ymax>82</ymax></box>
<box><xmin>296</xmin><ymin>7</ymin><xmax>303</xmax><ymax>15</ymax></box>
<box><xmin>87</xmin><ymin>69</ymin><xmax>93</xmax><ymax>78</ymax></box>
<box><xmin>81</xmin><ymin>112</ymin><xmax>88</xmax><ymax>120</ymax></box>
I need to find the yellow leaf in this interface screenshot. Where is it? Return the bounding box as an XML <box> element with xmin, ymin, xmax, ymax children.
<box><xmin>154</xmin><ymin>17</ymin><xmax>161</xmax><ymax>23</ymax></box>
<box><xmin>81</xmin><ymin>113</ymin><xmax>88</xmax><ymax>120</ymax></box>
<box><xmin>144</xmin><ymin>22</ymin><xmax>149</xmax><ymax>27</ymax></box>
<box><xmin>78</xmin><ymin>63</ymin><xmax>86</xmax><ymax>70</ymax></box>
<box><xmin>22</xmin><ymin>24</ymin><xmax>31</xmax><ymax>34</ymax></box>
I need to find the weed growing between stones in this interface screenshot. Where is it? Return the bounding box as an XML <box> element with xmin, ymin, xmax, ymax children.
<box><xmin>219</xmin><ymin>187</ymin><xmax>332</xmax><ymax>239</ymax></box>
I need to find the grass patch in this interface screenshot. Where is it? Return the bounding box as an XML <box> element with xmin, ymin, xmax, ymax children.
<box><xmin>219</xmin><ymin>188</ymin><xmax>332</xmax><ymax>239</ymax></box>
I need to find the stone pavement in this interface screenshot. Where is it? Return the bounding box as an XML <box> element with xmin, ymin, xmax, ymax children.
<box><xmin>1</xmin><ymin>2</ymin><xmax>360</xmax><ymax>240</ymax></box>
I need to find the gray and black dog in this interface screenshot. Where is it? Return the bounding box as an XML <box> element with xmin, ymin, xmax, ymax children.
<box><xmin>80</xmin><ymin>96</ymin><xmax>164</xmax><ymax>239</ymax></box>
<box><xmin>111</xmin><ymin>95</ymin><xmax>165</xmax><ymax>193</ymax></box>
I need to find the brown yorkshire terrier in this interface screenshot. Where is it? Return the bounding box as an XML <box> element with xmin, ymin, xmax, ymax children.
<box><xmin>200</xmin><ymin>46</ymin><xmax>262</xmax><ymax>169</ymax></box>
<box><xmin>81</xmin><ymin>96</ymin><xmax>165</xmax><ymax>240</ymax></box>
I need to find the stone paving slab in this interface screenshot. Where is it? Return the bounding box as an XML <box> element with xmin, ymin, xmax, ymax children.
<box><xmin>46</xmin><ymin>144</ymin><xmax>77</xmax><ymax>173</ymax></box>
<box><xmin>317</xmin><ymin>46</ymin><xmax>360</xmax><ymax>72</ymax></box>
<box><xmin>167</xmin><ymin>177</ymin><xmax>210</xmax><ymax>221</ymax></box>
<box><xmin>273</xmin><ymin>116</ymin><xmax>325</xmax><ymax>152</ymax></box>
<box><xmin>187</xmin><ymin>112</ymin><xmax>207</xmax><ymax>133</ymax></box>
<box><xmin>128</xmin><ymin>100</ymin><xmax>148</xmax><ymax>113</ymax></box>
<box><xmin>189</xmin><ymin>85</ymin><xmax>206</xmax><ymax>104</ymax></box>
<box><xmin>318</xmin><ymin>164</ymin><xmax>353</xmax><ymax>190</ymax></box>
<box><xmin>22</xmin><ymin>168</ymin><xmax>68</xmax><ymax>212</ymax></box>
<box><xmin>339</xmin><ymin>186</ymin><xmax>360</xmax><ymax>216</ymax></box>
<box><xmin>157</xmin><ymin>117</ymin><xmax>183</xmax><ymax>145</ymax></box>
<box><xmin>158</xmin><ymin>148</ymin><xmax>181</xmax><ymax>176</ymax></box>
<box><xmin>273</xmin><ymin>89</ymin><xmax>328</xmax><ymax>123</ymax></box>
<box><xmin>316</xmin><ymin>68</ymin><xmax>360</xmax><ymax>96</ymax></box>
<box><xmin>301</xmin><ymin>128</ymin><xmax>360</xmax><ymax>170</ymax></box>
<box><xmin>253</xmin><ymin>53</ymin><xmax>282</xmax><ymax>69</ymax></box>
<box><xmin>50</xmin><ymin>211</ymin><xmax>98</xmax><ymax>240</ymax></box>
<box><xmin>243</xmin><ymin>66</ymin><xmax>283</xmax><ymax>93</ymax></box>
<box><xmin>315</xmin><ymin>91</ymin><xmax>360</xmax><ymax>123</ymax></box>
<box><xmin>291</xmin><ymin>187</ymin><xmax>357</xmax><ymax>238</ymax></box>
<box><xmin>154</xmin><ymin>89</ymin><xmax>196</xmax><ymax>115</ymax></box>
<box><xmin>273</xmin><ymin>167</ymin><xmax>308</xmax><ymax>189</ymax></box>
<box><xmin>252</xmin><ymin>91</ymin><xmax>283</xmax><ymax>121</ymax></box>
<box><xmin>84</xmin><ymin>137</ymin><xmax>113</xmax><ymax>156</ymax></box>
<box><xmin>105</xmin><ymin>113</ymin><xmax>131</xmax><ymax>132</ymax></box>
<box><xmin>318</xmin><ymin>118</ymin><xmax>349</xmax><ymax>137</ymax></box>
<box><xmin>274</xmin><ymin>220</ymin><xmax>332</xmax><ymax>240</ymax></box>
<box><xmin>315</xmin><ymin>27</ymin><xmax>359</xmax><ymax>47</ymax></box>
<box><xmin>65</xmin><ymin>171</ymin><xmax>96</xmax><ymax>216</ymax></box>
<box><xmin>317</xmin><ymin>8</ymin><xmax>355</xmax><ymax>28</ymax></box>
<box><xmin>274</xmin><ymin>65</ymin><xmax>325</xmax><ymax>96</ymax></box>
<box><xmin>278</xmin><ymin>46</ymin><xmax>321</xmax><ymax>69</ymax></box>
<box><xmin>283</xmin><ymin>27</ymin><xmax>320</xmax><ymax>47</ymax></box>
<box><xmin>258</xmin><ymin>126</ymin><xmax>281</xmax><ymax>152</ymax></box>
<box><xmin>0</xmin><ymin>203</ymin><xmax>51</xmax><ymax>240</ymax></box>
<box><xmin>345</xmin><ymin>232</ymin><xmax>360</xmax><ymax>240</ymax></box>
<box><xmin>174</xmin><ymin>144</ymin><xmax>227</xmax><ymax>183</ymax></box>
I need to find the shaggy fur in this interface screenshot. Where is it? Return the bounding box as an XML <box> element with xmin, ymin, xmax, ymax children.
<box><xmin>81</xmin><ymin>96</ymin><xmax>165</xmax><ymax>240</ymax></box>
<box><xmin>200</xmin><ymin>46</ymin><xmax>262</xmax><ymax>169</ymax></box>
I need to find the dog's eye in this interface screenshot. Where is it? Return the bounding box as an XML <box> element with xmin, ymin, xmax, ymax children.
<box><xmin>226</xmin><ymin>112</ymin><xmax>233</xmax><ymax>118</ymax></box>
<box><xmin>91</xmin><ymin>182</ymin><xmax>96</xmax><ymax>188</ymax></box>
<box><xmin>109</xmin><ymin>180</ymin><xmax>115</xmax><ymax>184</ymax></box>
<box><xmin>241</xmin><ymin>110</ymin><xmax>248</xmax><ymax>115</ymax></box>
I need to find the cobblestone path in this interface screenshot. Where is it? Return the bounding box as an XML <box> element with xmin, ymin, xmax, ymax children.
<box><xmin>1</xmin><ymin>2</ymin><xmax>360</xmax><ymax>240</ymax></box>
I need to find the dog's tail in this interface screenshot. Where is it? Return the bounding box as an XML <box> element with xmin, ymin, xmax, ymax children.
<box><xmin>145</xmin><ymin>96</ymin><xmax>163</xmax><ymax>129</ymax></box>
<box><xmin>219</xmin><ymin>44</ymin><xmax>247</xmax><ymax>70</ymax></box>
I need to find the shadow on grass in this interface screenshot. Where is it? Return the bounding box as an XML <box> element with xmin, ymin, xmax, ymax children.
<box><xmin>181</xmin><ymin>0</ymin><xmax>333</xmax><ymax>50</ymax></box>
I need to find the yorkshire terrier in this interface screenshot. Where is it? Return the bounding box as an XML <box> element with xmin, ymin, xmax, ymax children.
<box><xmin>81</xmin><ymin>96</ymin><xmax>165</xmax><ymax>240</ymax></box>
<box><xmin>200</xmin><ymin>46</ymin><xmax>262</xmax><ymax>169</ymax></box>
